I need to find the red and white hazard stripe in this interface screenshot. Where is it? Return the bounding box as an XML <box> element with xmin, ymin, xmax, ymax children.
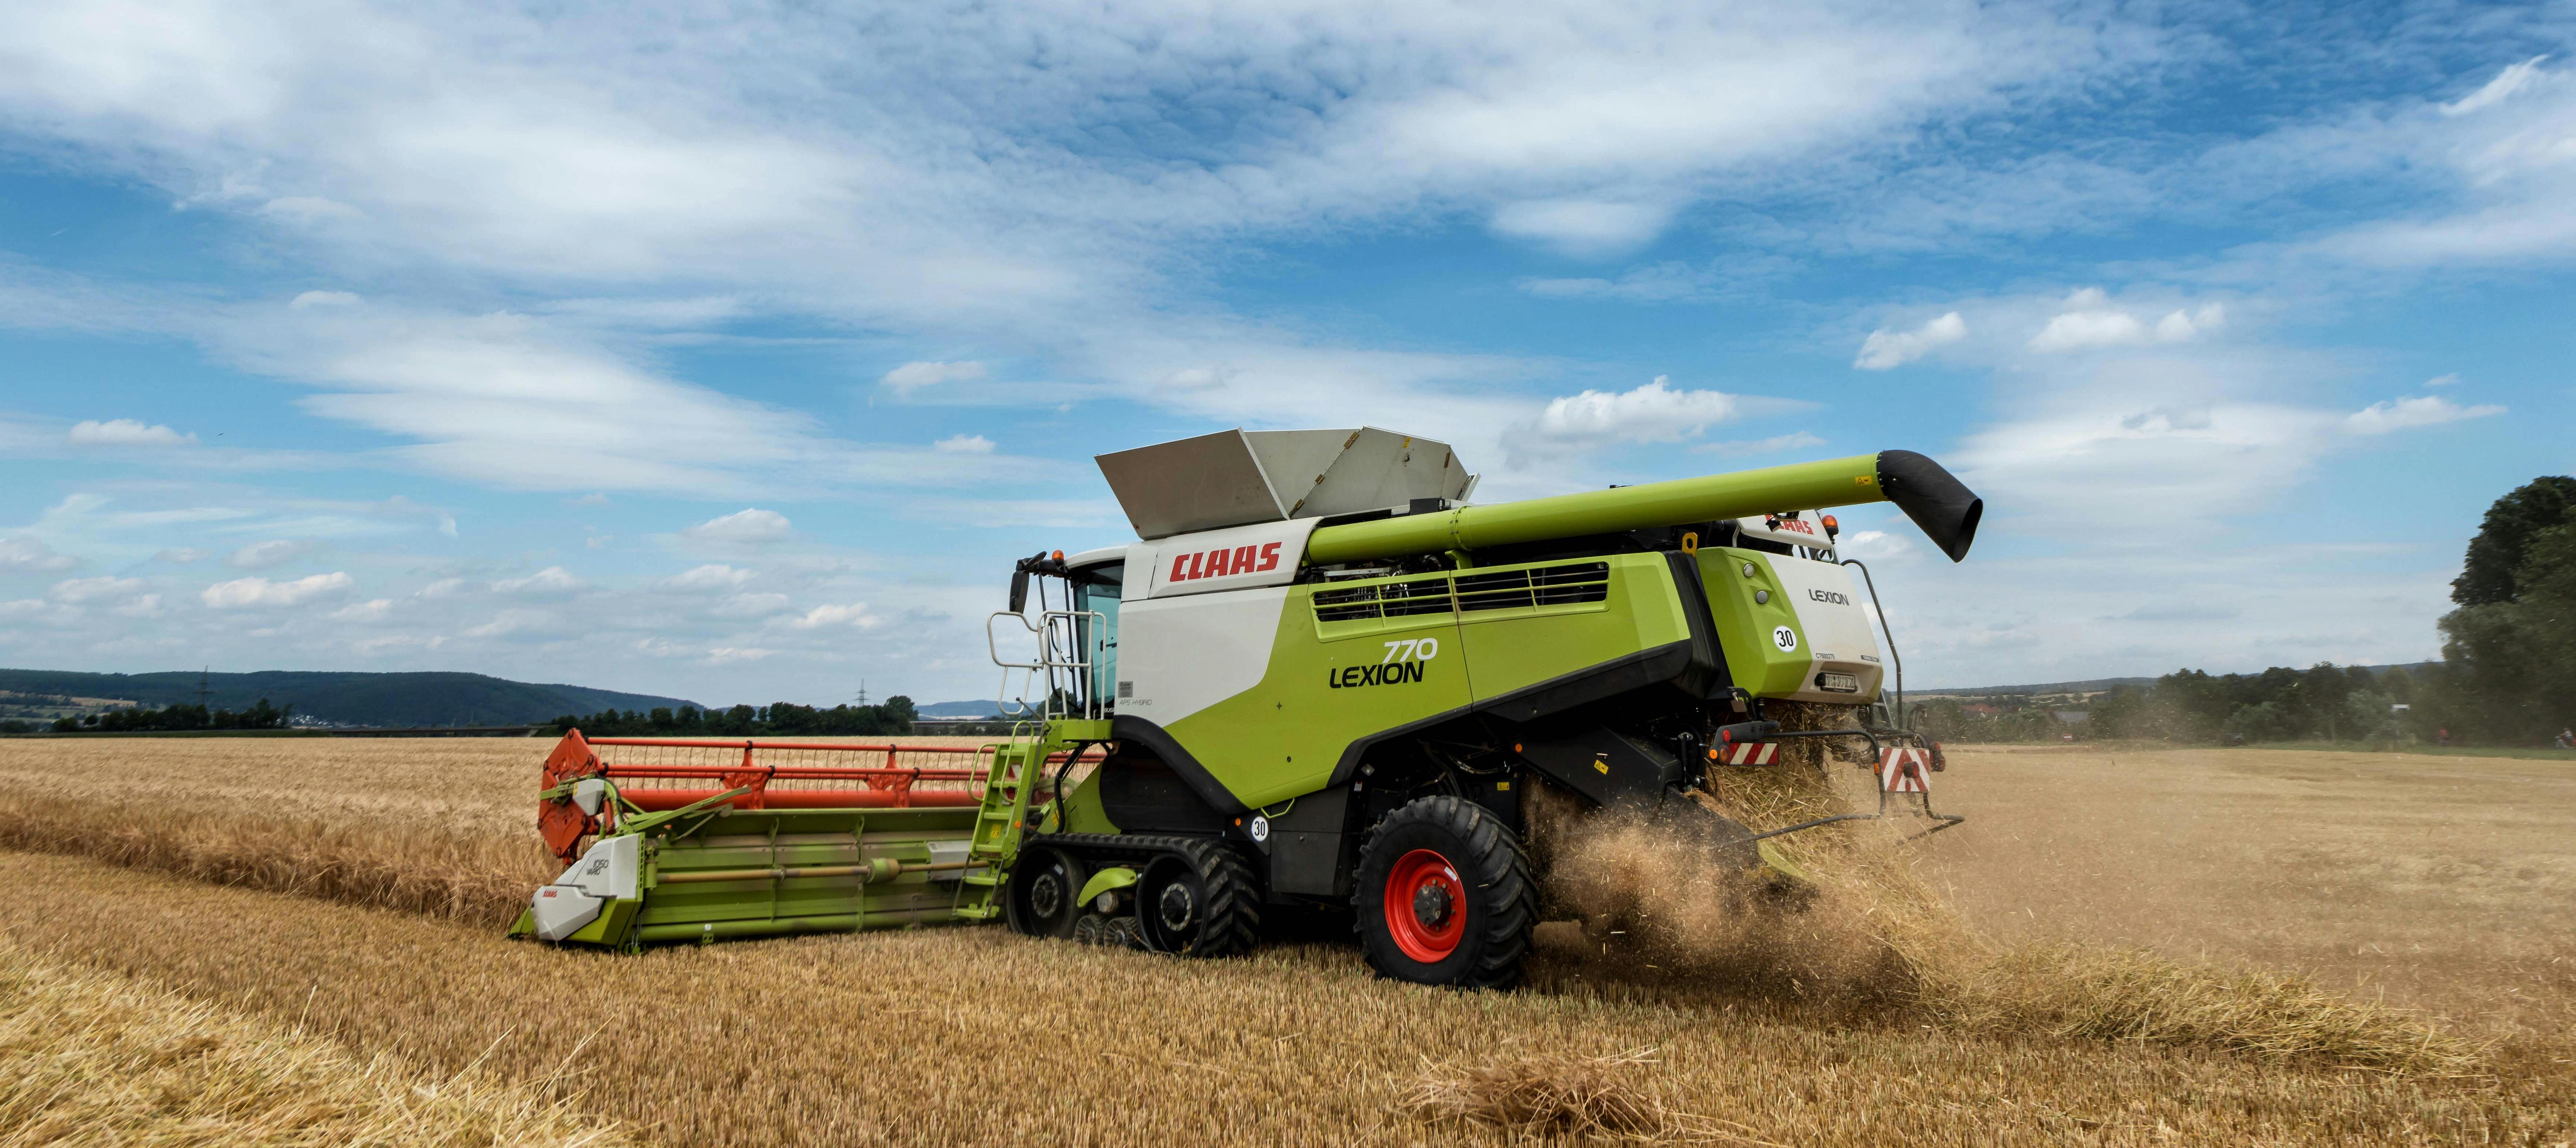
<box><xmin>1878</xmin><ymin>747</ymin><xmax>1931</xmax><ymax>793</ymax></box>
<box><xmin>1721</xmin><ymin>741</ymin><xmax>1776</xmax><ymax>766</ymax></box>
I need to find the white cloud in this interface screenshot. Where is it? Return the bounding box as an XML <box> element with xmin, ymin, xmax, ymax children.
<box><xmin>933</xmin><ymin>434</ymin><xmax>995</xmax><ymax>454</ymax></box>
<box><xmin>705</xmin><ymin>647</ymin><xmax>777</xmax><ymax>664</ymax></box>
<box><xmin>2030</xmin><ymin>292</ymin><xmax>2223</xmax><ymax>352</ymax></box>
<box><xmin>683</xmin><ymin>508</ymin><xmax>791</xmax><ymax>544</ymax></box>
<box><xmin>155</xmin><ymin>548</ymin><xmax>209</xmax><ymax>563</ymax></box>
<box><xmin>1517</xmin><ymin>376</ymin><xmax>1750</xmax><ymax>452</ymax></box>
<box><xmin>68</xmin><ymin>418</ymin><xmax>194</xmax><ymax>446</ymax></box>
<box><xmin>49</xmin><ymin>576</ymin><xmax>145</xmax><ymax>604</ymax></box>
<box><xmin>880</xmin><ymin>361</ymin><xmax>986</xmax><ymax>394</ymax></box>
<box><xmin>2030</xmin><ymin>304</ymin><xmax>2146</xmax><ymax>351</ymax></box>
<box><xmin>331</xmin><ymin>598</ymin><xmax>394</xmax><ymax>622</ymax></box>
<box><xmin>2152</xmin><ymin>304</ymin><xmax>2226</xmax><ymax>343</ymax></box>
<box><xmin>491</xmin><ymin>566</ymin><xmax>585</xmax><ymax>596</ymax></box>
<box><xmin>289</xmin><ymin>290</ymin><xmax>360</xmax><ymax>308</ymax></box>
<box><xmin>1854</xmin><ymin>312</ymin><xmax>1966</xmax><ymax>370</ymax></box>
<box><xmin>2343</xmin><ymin>395</ymin><xmax>2507</xmax><ymax>435</ymax></box>
<box><xmin>1490</xmin><ymin>200</ymin><xmax>1675</xmax><ymax>258</ymax></box>
<box><xmin>2424</xmin><ymin>373</ymin><xmax>2460</xmax><ymax>387</ymax></box>
<box><xmin>201</xmin><ymin>571</ymin><xmax>355</xmax><ymax>609</ymax></box>
<box><xmin>225</xmin><ymin>539</ymin><xmax>307</xmax><ymax>569</ymax></box>
<box><xmin>790</xmin><ymin>603</ymin><xmax>881</xmax><ymax>629</ymax></box>
<box><xmin>663</xmin><ymin>564</ymin><xmax>753</xmax><ymax>591</ymax></box>
<box><xmin>0</xmin><ymin>537</ymin><xmax>77</xmax><ymax>573</ymax></box>
<box><xmin>2441</xmin><ymin>56</ymin><xmax>2550</xmax><ymax>116</ymax></box>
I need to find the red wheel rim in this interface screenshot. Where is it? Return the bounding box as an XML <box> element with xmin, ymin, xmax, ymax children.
<box><xmin>1383</xmin><ymin>848</ymin><xmax>1466</xmax><ymax>963</ymax></box>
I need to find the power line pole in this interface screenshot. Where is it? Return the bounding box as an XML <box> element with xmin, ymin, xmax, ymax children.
<box><xmin>197</xmin><ymin>666</ymin><xmax>212</xmax><ymax>710</ymax></box>
<box><xmin>854</xmin><ymin>679</ymin><xmax>870</xmax><ymax>708</ymax></box>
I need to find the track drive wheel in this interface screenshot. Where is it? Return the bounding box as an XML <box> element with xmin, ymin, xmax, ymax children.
<box><xmin>1005</xmin><ymin>846</ymin><xmax>1087</xmax><ymax>939</ymax></box>
<box><xmin>1134</xmin><ymin>842</ymin><xmax>1262</xmax><ymax>957</ymax></box>
<box><xmin>1354</xmin><ymin>795</ymin><xmax>1535</xmax><ymax>989</ymax></box>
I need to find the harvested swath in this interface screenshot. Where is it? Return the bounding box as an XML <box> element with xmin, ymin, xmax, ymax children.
<box><xmin>1927</xmin><ymin>944</ymin><xmax>2483</xmax><ymax>1076</ymax></box>
<box><xmin>0</xmin><ymin>939</ymin><xmax>623</xmax><ymax>1148</ymax></box>
<box><xmin>1404</xmin><ymin>1046</ymin><xmax>1787</xmax><ymax>1144</ymax></box>
<box><xmin>12</xmin><ymin>852</ymin><xmax>2569</xmax><ymax>1147</ymax></box>
<box><xmin>0</xmin><ymin>793</ymin><xmax>550</xmax><ymax>926</ymax></box>
<box><xmin>1554</xmin><ymin>754</ymin><xmax>2486</xmax><ymax>1074</ymax></box>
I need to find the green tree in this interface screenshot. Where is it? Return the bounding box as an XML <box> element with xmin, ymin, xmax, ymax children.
<box><xmin>2437</xmin><ymin>479</ymin><xmax>2576</xmax><ymax>743</ymax></box>
<box><xmin>2452</xmin><ymin>476</ymin><xmax>2576</xmax><ymax>607</ymax></box>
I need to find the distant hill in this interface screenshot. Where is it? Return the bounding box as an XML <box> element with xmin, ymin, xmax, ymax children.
<box><xmin>1919</xmin><ymin>662</ymin><xmax>2442</xmax><ymax>697</ymax></box>
<box><xmin>915</xmin><ymin>699</ymin><xmax>1007</xmax><ymax>718</ymax></box>
<box><xmin>0</xmin><ymin>668</ymin><xmax>702</xmax><ymax>729</ymax></box>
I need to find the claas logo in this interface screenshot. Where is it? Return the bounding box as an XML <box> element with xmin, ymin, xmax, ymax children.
<box><xmin>1169</xmin><ymin>541</ymin><xmax>1284</xmax><ymax>582</ymax></box>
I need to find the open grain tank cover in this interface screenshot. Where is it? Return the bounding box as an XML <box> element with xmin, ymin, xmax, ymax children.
<box><xmin>1096</xmin><ymin>427</ymin><xmax>1476</xmax><ymax>540</ymax></box>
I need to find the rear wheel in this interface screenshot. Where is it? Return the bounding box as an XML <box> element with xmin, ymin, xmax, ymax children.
<box><xmin>1133</xmin><ymin>842</ymin><xmax>1261</xmax><ymax>957</ymax></box>
<box><xmin>1354</xmin><ymin>795</ymin><xmax>1535</xmax><ymax>989</ymax></box>
<box><xmin>1005</xmin><ymin>847</ymin><xmax>1086</xmax><ymax>939</ymax></box>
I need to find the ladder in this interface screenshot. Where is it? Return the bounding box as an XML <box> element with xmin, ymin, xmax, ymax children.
<box><xmin>953</xmin><ymin>728</ymin><xmax>1048</xmax><ymax>920</ymax></box>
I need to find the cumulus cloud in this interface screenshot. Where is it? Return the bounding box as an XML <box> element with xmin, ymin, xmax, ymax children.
<box><xmin>201</xmin><ymin>571</ymin><xmax>355</xmax><ymax>608</ymax></box>
<box><xmin>2441</xmin><ymin>55</ymin><xmax>2550</xmax><ymax>116</ymax></box>
<box><xmin>491</xmin><ymin>566</ymin><xmax>585</xmax><ymax>596</ymax></box>
<box><xmin>790</xmin><ymin>603</ymin><xmax>882</xmax><ymax>629</ymax></box>
<box><xmin>880</xmin><ymin>361</ymin><xmax>986</xmax><ymax>394</ymax></box>
<box><xmin>225</xmin><ymin>539</ymin><xmax>307</xmax><ymax>569</ymax></box>
<box><xmin>68</xmin><ymin>419</ymin><xmax>194</xmax><ymax>446</ymax></box>
<box><xmin>49</xmin><ymin>576</ymin><xmax>145</xmax><ymax>604</ymax></box>
<box><xmin>1854</xmin><ymin>312</ymin><xmax>1966</xmax><ymax>369</ymax></box>
<box><xmin>1517</xmin><ymin>376</ymin><xmax>1754</xmax><ymax>452</ymax></box>
<box><xmin>682</xmin><ymin>508</ymin><xmax>792</xmax><ymax>544</ymax></box>
<box><xmin>0</xmin><ymin>537</ymin><xmax>77</xmax><ymax>573</ymax></box>
<box><xmin>2343</xmin><ymin>395</ymin><xmax>2507</xmax><ymax>435</ymax></box>
<box><xmin>662</xmin><ymin>564</ymin><xmax>753</xmax><ymax>591</ymax></box>
<box><xmin>2030</xmin><ymin>290</ymin><xmax>2224</xmax><ymax>352</ymax></box>
<box><xmin>331</xmin><ymin>598</ymin><xmax>394</xmax><ymax>622</ymax></box>
<box><xmin>933</xmin><ymin>434</ymin><xmax>995</xmax><ymax>454</ymax></box>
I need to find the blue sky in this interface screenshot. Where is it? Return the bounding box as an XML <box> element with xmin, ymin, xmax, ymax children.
<box><xmin>2</xmin><ymin>0</ymin><xmax>2570</xmax><ymax>707</ymax></box>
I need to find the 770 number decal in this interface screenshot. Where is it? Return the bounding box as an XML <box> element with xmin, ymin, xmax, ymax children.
<box><xmin>1327</xmin><ymin>638</ymin><xmax>1440</xmax><ymax>689</ymax></box>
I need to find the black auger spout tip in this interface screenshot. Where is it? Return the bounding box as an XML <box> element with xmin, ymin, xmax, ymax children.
<box><xmin>1876</xmin><ymin>450</ymin><xmax>1982</xmax><ymax>562</ymax></box>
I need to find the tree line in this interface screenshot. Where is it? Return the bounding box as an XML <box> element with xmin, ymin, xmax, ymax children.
<box><xmin>25</xmin><ymin>698</ymin><xmax>295</xmax><ymax>734</ymax></box>
<box><xmin>1916</xmin><ymin>474</ymin><xmax>2576</xmax><ymax>748</ymax></box>
<box><xmin>552</xmin><ymin>696</ymin><xmax>918</xmax><ymax>738</ymax></box>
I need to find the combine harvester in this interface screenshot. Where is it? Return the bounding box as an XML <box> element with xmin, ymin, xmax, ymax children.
<box><xmin>515</xmin><ymin>428</ymin><xmax>1977</xmax><ymax>987</ymax></box>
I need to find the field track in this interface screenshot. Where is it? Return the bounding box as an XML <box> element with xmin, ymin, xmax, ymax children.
<box><xmin>0</xmin><ymin>737</ymin><xmax>2569</xmax><ymax>1145</ymax></box>
<box><xmin>1919</xmin><ymin>744</ymin><xmax>2576</xmax><ymax>1033</ymax></box>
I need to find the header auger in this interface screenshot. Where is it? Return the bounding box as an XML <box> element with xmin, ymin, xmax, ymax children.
<box><xmin>515</xmin><ymin>426</ymin><xmax>1977</xmax><ymax>988</ymax></box>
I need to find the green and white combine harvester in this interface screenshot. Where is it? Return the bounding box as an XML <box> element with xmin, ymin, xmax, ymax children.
<box><xmin>514</xmin><ymin>428</ymin><xmax>1980</xmax><ymax>987</ymax></box>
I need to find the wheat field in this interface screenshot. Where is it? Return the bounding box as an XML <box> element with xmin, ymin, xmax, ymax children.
<box><xmin>0</xmin><ymin>735</ymin><xmax>2569</xmax><ymax>1145</ymax></box>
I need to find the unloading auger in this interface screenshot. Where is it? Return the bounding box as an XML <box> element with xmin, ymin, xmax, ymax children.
<box><xmin>516</xmin><ymin>427</ymin><xmax>1977</xmax><ymax>988</ymax></box>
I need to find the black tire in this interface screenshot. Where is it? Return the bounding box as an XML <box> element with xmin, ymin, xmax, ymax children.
<box><xmin>1353</xmin><ymin>795</ymin><xmax>1536</xmax><ymax>989</ymax></box>
<box><xmin>1132</xmin><ymin>841</ymin><xmax>1262</xmax><ymax>958</ymax></box>
<box><xmin>1005</xmin><ymin>846</ymin><xmax>1086</xmax><ymax>939</ymax></box>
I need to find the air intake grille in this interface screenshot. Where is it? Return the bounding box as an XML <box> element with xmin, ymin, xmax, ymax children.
<box><xmin>1452</xmin><ymin>562</ymin><xmax>1610</xmax><ymax>613</ymax></box>
<box><xmin>1312</xmin><ymin>574</ymin><xmax>1456</xmax><ymax>622</ymax></box>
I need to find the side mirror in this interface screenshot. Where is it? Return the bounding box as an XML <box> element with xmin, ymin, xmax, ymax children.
<box><xmin>1008</xmin><ymin>568</ymin><xmax>1030</xmax><ymax>613</ymax></box>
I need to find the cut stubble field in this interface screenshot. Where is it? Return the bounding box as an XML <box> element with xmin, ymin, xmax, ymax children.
<box><xmin>0</xmin><ymin>736</ymin><xmax>2569</xmax><ymax>1146</ymax></box>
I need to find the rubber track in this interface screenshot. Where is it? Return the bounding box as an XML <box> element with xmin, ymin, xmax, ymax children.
<box><xmin>1355</xmin><ymin>796</ymin><xmax>1537</xmax><ymax>990</ymax></box>
<box><xmin>1028</xmin><ymin>833</ymin><xmax>1262</xmax><ymax>958</ymax></box>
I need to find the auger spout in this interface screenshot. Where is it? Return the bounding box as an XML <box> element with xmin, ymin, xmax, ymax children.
<box><xmin>1302</xmin><ymin>450</ymin><xmax>1982</xmax><ymax>565</ymax></box>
